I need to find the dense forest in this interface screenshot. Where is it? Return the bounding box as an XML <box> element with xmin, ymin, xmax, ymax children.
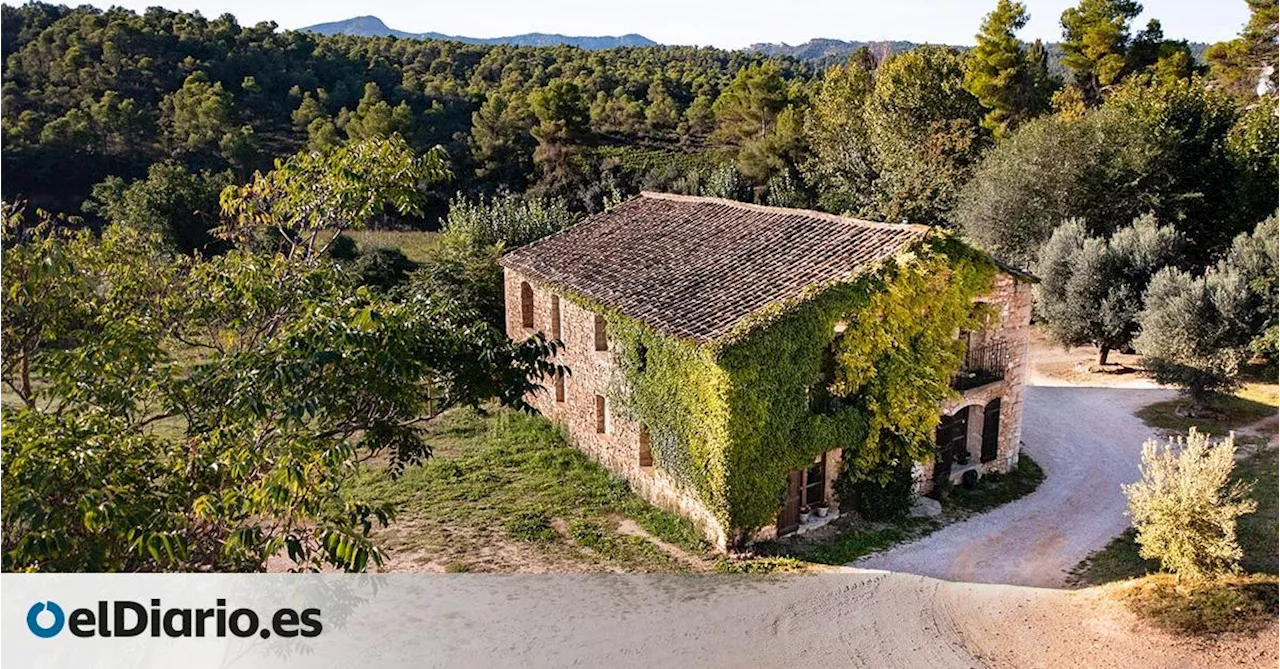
<box><xmin>1</xmin><ymin>0</ymin><xmax>1277</xmax><ymax>571</ymax></box>
<box><xmin>3</xmin><ymin>2</ymin><xmax>1276</xmax><ymax>235</ymax></box>
<box><xmin>1</xmin><ymin>2</ymin><xmax>811</xmax><ymax>218</ymax></box>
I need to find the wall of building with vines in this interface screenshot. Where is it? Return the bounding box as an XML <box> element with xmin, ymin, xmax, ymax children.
<box><xmin>597</xmin><ymin>235</ymin><xmax>997</xmax><ymax>540</ymax></box>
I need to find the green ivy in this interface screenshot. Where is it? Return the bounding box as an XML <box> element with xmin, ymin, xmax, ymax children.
<box><xmin>579</xmin><ymin>234</ymin><xmax>997</xmax><ymax>541</ymax></box>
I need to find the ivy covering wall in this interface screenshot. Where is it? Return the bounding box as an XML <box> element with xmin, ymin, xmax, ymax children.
<box><xmin>598</xmin><ymin>234</ymin><xmax>997</xmax><ymax>540</ymax></box>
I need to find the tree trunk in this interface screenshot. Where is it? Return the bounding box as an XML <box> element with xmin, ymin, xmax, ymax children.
<box><xmin>20</xmin><ymin>350</ymin><xmax>33</xmax><ymax>409</ymax></box>
<box><xmin>1097</xmin><ymin>346</ymin><xmax>1111</xmax><ymax>366</ymax></box>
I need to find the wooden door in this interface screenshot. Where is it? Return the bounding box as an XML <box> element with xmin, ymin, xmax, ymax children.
<box><xmin>951</xmin><ymin>408</ymin><xmax>970</xmax><ymax>465</ymax></box>
<box><xmin>981</xmin><ymin>399</ymin><xmax>1001</xmax><ymax>463</ymax></box>
<box><xmin>778</xmin><ymin>469</ymin><xmax>803</xmax><ymax>536</ymax></box>
<box><xmin>933</xmin><ymin>410</ymin><xmax>969</xmax><ymax>480</ymax></box>
<box><xmin>933</xmin><ymin>419</ymin><xmax>954</xmax><ymax>482</ymax></box>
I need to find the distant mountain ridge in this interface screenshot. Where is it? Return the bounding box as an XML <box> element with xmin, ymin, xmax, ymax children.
<box><xmin>751</xmin><ymin>37</ymin><xmax>1207</xmax><ymax>76</ymax></box>
<box><xmin>301</xmin><ymin>16</ymin><xmax>1206</xmax><ymax>72</ymax></box>
<box><xmin>301</xmin><ymin>15</ymin><xmax>656</xmax><ymax>49</ymax></box>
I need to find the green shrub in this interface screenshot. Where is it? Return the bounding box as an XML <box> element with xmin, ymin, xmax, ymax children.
<box><xmin>353</xmin><ymin>246</ymin><xmax>416</xmax><ymax>291</ymax></box>
<box><xmin>1124</xmin><ymin>429</ymin><xmax>1257</xmax><ymax>579</ymax></box>
<box><xmin>841</xmin><ymin>458</ymin><xmax>916</xmax><ymax>521</ymax></box>
<box><xmin>505</xmin><ymin>511</ymin><xmax>558</xmax><ymax>543</ymax></box>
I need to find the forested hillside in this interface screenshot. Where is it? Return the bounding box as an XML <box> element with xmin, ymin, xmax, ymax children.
<box><xmin>3</xmin><ymin>2</ymin><xmax>1270</xmax><ymax>238</ymax></box>
<box><xmin>0</xmin><ymin>3</ymin><xmax>808</xmax><ymax>219</ymax></box>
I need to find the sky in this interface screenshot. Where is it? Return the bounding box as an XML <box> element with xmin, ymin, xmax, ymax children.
<box><xmin>77</xmin><ymin>0</ymin><xmax>1250</xmax><ymax>48</ymax></box>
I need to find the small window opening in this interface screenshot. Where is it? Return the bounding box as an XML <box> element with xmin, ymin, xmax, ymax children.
<box><xmin>593</xmin><ymin>314</ymin><xmax>608</xmax><ymax>351</ymax></box>
<box><xmin>520</xmin><ymin>282</ymin><xmax>534</xmax><ymax>328</ymax></box>
<box><xmin>639</xmin><ymin>428</ymin><xmax>653</xmax><ymax>468</ymax></box>
<box><xmin>803</xmin><ymin>457</ymin><xmax>826</xmax><ymax>506</ymax></box>
<box><xmin>595</xmin><ymin>395</ymin><xmax>607</xmax><ymax>434</ymax></box>
<box><xmin>554</xmin><ymin>371</ymin><xmax>566</xmax><ymax>403</ymax></box>
<box><xmin>550</xmin><ymin>295</ymin><xmax>561</xmax><ymax>339</ymax></box>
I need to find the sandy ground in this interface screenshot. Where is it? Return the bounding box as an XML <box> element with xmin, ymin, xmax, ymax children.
<box><xmin>1025</xmin><ymin>327</ymin><xmax>1158</xmax><ymax>388</ymax></box>
<box><xmin>316</xmin><ymin>573</ymin><xmax>1277</xmax><ymax>668</ymax></box>
<box><xmin>855</xmin><ymin>384</ymin><xmax>1175</xmax><ymax>587</ymax></box>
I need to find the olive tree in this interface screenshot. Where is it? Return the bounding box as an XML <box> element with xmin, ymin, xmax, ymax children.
<box><xmin>1135</xmin><ymin>267</ymin><xmax>1250</xmax><ymax>408</ymax></box>
<box><xmin>1211</xmin><ymin>216</ymin><xmax>1279</xmax><ymax>362</ymax></box>
<box><xmin>1124</xmin><ymin>429</ymin><xmax>1256</xmax><ymax>580</ymax></box>
<box><xmin>1036</xmin><ymin>215</ymin><xmax>1183</xmax><ymax>364</ymax></box>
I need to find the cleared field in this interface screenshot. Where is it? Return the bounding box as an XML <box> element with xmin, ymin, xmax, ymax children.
<box><xmin>341</xmin><ymin>229</ymin><xmax>440</xmax><ymax>264</ymax></box>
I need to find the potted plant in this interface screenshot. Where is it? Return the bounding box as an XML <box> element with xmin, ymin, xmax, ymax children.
<box><xmin>799</xmin><ymin>504</ymin><xmax>811</xmax><ymax>523</ymax></box>
<box><xmin>814</xmin><ymin>501</ymin><xmax>830</xmax><ymax>518</ymax></box>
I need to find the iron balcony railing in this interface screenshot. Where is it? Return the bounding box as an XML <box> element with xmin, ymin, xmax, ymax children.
<box><xmin>951</xmin><ymin>340</ymin><xmax>1008</xmax><ymax>391</ymax></box>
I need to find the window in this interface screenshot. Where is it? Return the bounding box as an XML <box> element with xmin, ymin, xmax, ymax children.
<box><xmin>593</xmin><ymin>314</ymin><xmax>607</xmax><ymax>351</ymax></box>
<box><xmin>595</xmin><ymin>395</ymin><xmax>607</xmax><ymax>434</ymax></box>
<box><xmin>803</xmin><ymin>458</ymin><xmax>825</xmax><ymax>506</ymax></box>
<box><xmin>520</xmin><ymin>282</ymin><xmax>534</xmax><ymax>328</ymax></box>
<box><xmin>639</xmin><ymin>428</ymin><xmax>653</xmax><ymax>468</ymax></box>
<box><xmin>550</xmin><ymin>295</ymin><xmax>561</xmax><ymax>339</ymax></box>
<box><xmin>554</xmin><ymin>371</ymin><xmax>566</xmax><ymax>403</ymax></box>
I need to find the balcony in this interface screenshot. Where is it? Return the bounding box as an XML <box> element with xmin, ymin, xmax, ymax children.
<box><xmin>951</xmin><ymin>340</ymin><xmax>1008</xmax><ymax>391</ymax></box>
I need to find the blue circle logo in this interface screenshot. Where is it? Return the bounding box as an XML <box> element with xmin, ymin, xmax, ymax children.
<box><xmin>27</xmin><ymin>601</ymin><xmax>65</xmax><ymax>638</ymax></box>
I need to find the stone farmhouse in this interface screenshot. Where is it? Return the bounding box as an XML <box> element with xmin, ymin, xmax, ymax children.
<box><xmin>501</xmin><ymin>192</ymin><xmax>1034</xmax><ymax>549</ymax></box>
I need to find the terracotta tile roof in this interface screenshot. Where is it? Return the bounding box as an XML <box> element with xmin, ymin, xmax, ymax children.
<box><xmin>500</xmin><ymin>192</ymin><xmax>931</xmax><ymax>342</ymax></box>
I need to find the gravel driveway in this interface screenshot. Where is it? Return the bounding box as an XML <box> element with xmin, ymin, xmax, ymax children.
<box><xmin>854</xmin><ymin>382</ymin><xmax>1176</xmax><ymax>587</ymax></box>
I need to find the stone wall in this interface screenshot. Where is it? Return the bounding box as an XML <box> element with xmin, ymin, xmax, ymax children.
<box><xmin>504</xmin><ymin>268</ymin><xmax>732</xmax><ymax>548</ymax></box>
<box><xmin>918</xmin><ymin>271</ymin><xmax>1035</xmax><ymax>492</ymax></box>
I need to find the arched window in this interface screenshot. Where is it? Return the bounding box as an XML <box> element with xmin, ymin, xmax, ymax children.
<box><xmin>520</xmin><ymin>282</ymin><xmax>534</xmax><ymax>328</ymax></box>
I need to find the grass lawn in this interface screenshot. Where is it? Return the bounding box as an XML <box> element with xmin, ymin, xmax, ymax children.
<box><xmin>755</xmin><ymin>517</ymin><xmax>939</xmax><ymax>566</ymax></box>
<box><xmin>346</xmin><ymin>409</ymin><xmax>1048</xmax><ymax>573</ymax></box>
<box><xmin>1135</xmin><ymin>383</ymin><xmax>1278</xmax><ymax>436</ymax></box>
<box><xmin>344</xmin><ymin>409</ymin><xmax>717</xmax><ymax>573</ymax></box>
<box><xmin>947</xmin><ymin>456</ymin><xmax>1045</xmax><ymax>514</ymax></box>
<box><xmin>341</xmin><ymin>229</ymin><xmax>439</xmax><ymax>264</ymax></box>
<box><xmin>1069</xmin><ymin>448</ymin><xmax>1278</xmax><ymax>634</ymax></box>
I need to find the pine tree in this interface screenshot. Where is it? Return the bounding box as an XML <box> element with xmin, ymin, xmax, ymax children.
<box><xmin>964</xmin><ymin>0</ymin><xmax>1044</xmax><ymax>138</ymax></box>
<box><xmin>1206</xmin><ymin>0</ymin><xmax>1280</xmax><ymax>96</ymax></box>
<box><xmin>1060</xmin><ymin>0</ymin><xmax>1143</xmax><ymax>104</ymax></box>
<box><xmin>344</xmin><ymin>82</ymin><xmax>415</xmax><ymax>141</ymax></box>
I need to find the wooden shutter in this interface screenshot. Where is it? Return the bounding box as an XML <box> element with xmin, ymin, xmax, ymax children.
<box><xmin>554</xmin><ymin>371</ymin><xmax>565</xmax><ymax>403</ymax></box>
<box><xmin>593</xmin><ymin>314</ymin><xmax>607</xmax><ymax>351</ymax></box>
<box><xmin>595</xmin><ymin>395</ymin><xmax>606</xmax><ymax>433</ymax></box>
<box><xmin>933</xmin><ymin>417</ymin><xmax>953</xmax><ymax>481</ymax></box>
<box><xmin>981</xmin><ymin>399</ymin><xmax>1001</xmax><ymax>463</ymax></box>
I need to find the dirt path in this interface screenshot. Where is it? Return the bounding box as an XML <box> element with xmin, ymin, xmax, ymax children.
<box><xmin>330</xmin><ymin>571</ymin><xmax>1276</xmax><ymax>668</ymax></box>
<box><xmin>855</xmin><ymin>383</ymin><xmax>1176</xmax><ymax>587</ymax></box>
